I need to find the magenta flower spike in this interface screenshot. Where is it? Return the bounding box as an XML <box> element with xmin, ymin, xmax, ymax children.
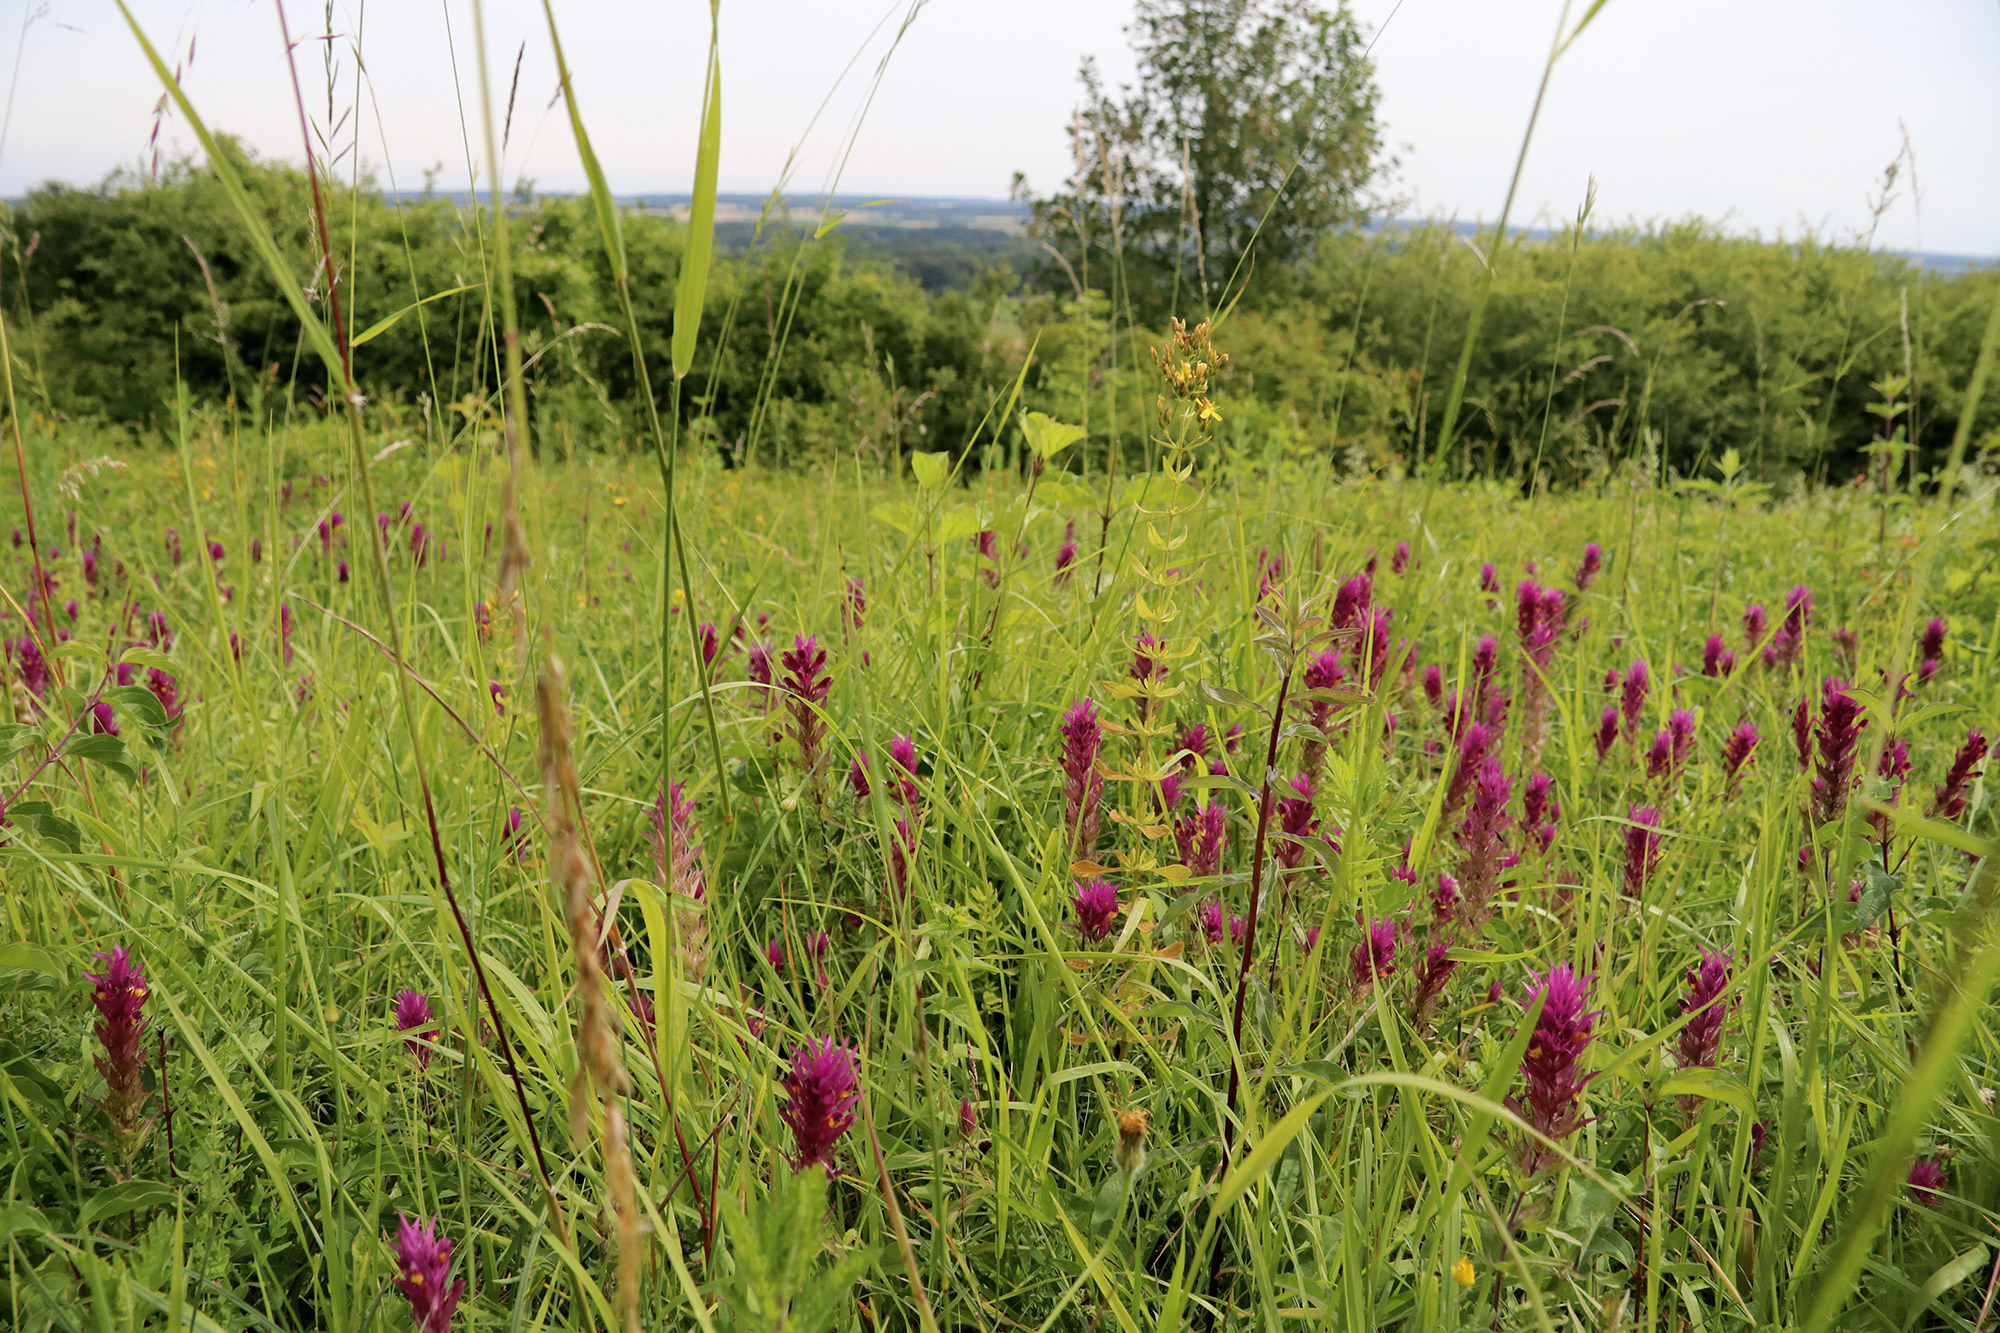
<box><xmin>1411</xmin><ymin>936</ymin><xmax>1457</xmax><ymax>1028</ymax></box>
<box><xmin>1810</xmin><ymin>677</ymin><xmax>1867</xmax><ymax>826</ymax></box>
<box><xmin>1620</xmin><ymin>660</ymin><xmax>1650</xmax><ymax>740</ymax></box>
<box><xmin>1510</xmin><ymin>964</ymin><xmax>1599</xmax><ymax>1175</ymax></box>
<box><xmin>395</xmin><ymin>989</ymin><xmax>437</xmax><ymax>1069</ymax></box>
<box><xmin>1593</xmin><ymin>704</ymin><xmax>1619</xmax><ymax>764</ymax></box>
<box><xmin>1791</xmin><ymin>696</ymin><xmax>1813</xmax><ymax>774</ymax></box>
<box><xmin>89</xmin><ymin>700</ymin><xmax>119</xmax><ymax>736</ymax></box>
<box><xmin>848</xmin><ymin>753</ymin><xmax>872</xmax><ymax>801</ymax></box>
<box><xmin>779</xmin><ymin>635</ymin><xmax>833</xmax><ymax>773</ymax></box>
<box><xmin>1907</xmin><ymin>1158</ymin><xmax>1949</xmax><ymax>1208</ymax></box>
<box><xmin>1275</xmin><ymin>772</ymin><xmax>1318</xmax><ymax>873</ymax></box>
<box><xmin>1479</xmin><ymin>562</ymin><xmax>1499</xmax><ymax>594</ymax></box>
<box><xmin>842</xmin><ymin>576</ymin><xmax>867</xmax><ymax>635</ymax></box>
<box><xmin>84</xmin><ymin>947</ymin><xmax>150</xmax><ymax>1151</ymax></box>
<box><xmin>1677</xmin><ymin>950</ymin><xmax>1732</xmax><ymax>1071</ymax></box>
<box><xmin>1455</xmin><ymin>757</ymin><xmax>1512</xmax><ymax>921</ymax></box>
<box><xmin>1074</xmin><ymin>877</ymin><xmax>1120</xmax><ymax>943</ymax></box>
<box><xmin>1444</xmin><ymin>723</ymin><xmax>1494</xmax><ymax>815</ymax></box>
<box><xmin>1060</xmin><ymin>699</ymin><xmax>1105</xmax><ymax>858</ymax></box>
<box><xmin>1701</xmin><ymin>634</ymin><xmax>1736</xmax><ymax>678</ymax></box>
<box><xmin>698</xmin><ymin>621</ymin><xmax>722</xmax><ymax>670</ymax></box>
<box><xmin>1198</xmin><ymin>899</ymin><xmax>1226</xmax><ymax>946</ymax></box>
<box><xmin>1391</xmin><ymin>540</ymin><xmax>1411</xmax><ymax>574</ymax></box>
<box><xmin>1349</xmin><ymin>917</ymin><xmax>1398</xmax><ymax>987</ymax></box>
<box><xmin>1178</xmin><ymin>724</ymin><xmax>1213</xmax><ymax>771</ymax></box>
<box><xmin>1332</xmin><ymin>572</ymin><xmax>1372</xmax><ymax>630</ymax></box>
<box><xmin>1128</xmin><ymin>631</ymin><xmax>1167</xmax><ymax>686</ymax></box>
<box><xmin>1623</xmin><ymin>805</ymin><xmax>1662</xmax><ymax>898</ymax></box>
<box><xmin>1574</xmin><ymin>542</ymin><xmax>1602</xmax><ymax>591</ymax></box>
<box><xmin>1742</xmin><ymin>602</ymin><xmax>1767</xmax><ymax>653</ymax></box>
<box><xmin>1931</xmin><ymin>729</ymin><xmax>1990</xmax><ymax>820</ymax></box>
<box><xmin>1430</xmin><ymin>873</ymin><xmax>1462</xmax><ymax>927</ymax></box>
<box><xmin>390</xmin><ymin>1213</ymin><xmax>464</xmax><ymax>1333</ymax></box>
<box><xmin>764</xmin><ymin>938</ymin><xmax>787</xmax><ymax>972</ymax></box>
<box><xmin>1174</xmin><ymin>799</ymin><xmax>1227</xmax><ymax>879</ymax></box>
<box><xmin>959</xmin><ymin>1097</ymin><xmax>979</xmax><ymax>1140</ymax></box>
<box><xmin>1522</xmin><ymin>772</ymin><xmax>1559</xmax><ymax>855</ymax></box>
<box><xmin>1721</xmin><ymin>719</ymin><xmax>1761</xmax><ymax>788</ymax></box>
<box><xmin>780</xmin><ymin>1036</ymin><xmax>859</xmax><ymax>1173</ymax></box>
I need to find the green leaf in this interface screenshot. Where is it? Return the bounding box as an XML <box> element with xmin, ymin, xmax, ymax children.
<box><xmin>0</xmin><ymin>943</ymin><xmax>65</xmax><ymax>978</ymax></box>
<box><xmin>350</xmin><ymin>284</ymin><xmax>480</xmax><ymax>348</ymax></box>
<box><xmin>103</xmin><ymin>685</ymin><xmax>170</xmax><ymax>731</ymax></box>
<box><xmin>1851</xmin><ymin>862</ymin><xmax>1900</xmax><ymax>928</ymax></box>
<box><xmin>6</xmin><ymin>801</ymin><xmax>80</xmax><ymax>854</ymax></box>
<box><xmin>1658</xmin><ymin>1068</ymin><xmax>1753</xmax><ymax>1115</ymax></box>
<box><xmin>66</xmin><ymin>733</ymin><xmax>137</xmax><ymax>782</ymax></box>
<box><xmin>80</xmin><ymin>1180</ymin><xmax>175</xmax><ymax>1231</ymax></box>
<box><xmin>910</xmin><ymin>451</ymin><xmax>952</xmax><ymax>490</ymax></box>
<box><xmin>1090</xmin><ymin>1173</ymin><xmax>1127</xmax><ymax>1237</ymax></box>
<box><xmin>670</xmin><ymin>9</ymin><xmax>722</xmax><ymax>379</ymax></box>
<box><xmin>1019</xmin><ymin>411</ymin><xmax>1088</xmax><ymax>459</ymax></box>
<box><xmin>869</xmin><ymin>501</ymin><xmax>920</xmax><ymax>539</ymax></box>
<box><xmin>0</xmin><ymin>1203</ymin><xmax>49</xmax><ymax>1240</ymax></box>
<box><xmin>0</xmin><ymin>723</ymin><xmax>39</xmax><ymax>761</ymax></box>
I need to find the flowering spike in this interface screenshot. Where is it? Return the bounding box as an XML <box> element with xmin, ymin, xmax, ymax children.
<box><xmin>1677</xmin><ymin>950</ymin><xmax>1732</xmax><ymax>1071</ymax></box>
<box><xmin>781</xmin><ymin>1035</ymin><xmax>858</xmax><ymax>1173</ymax></box>
<box><xmin>1575</xmin><ymin>542</ymin><xmax>1602</xmax><ymax>591</ymax></box>
<box><xmin>1074</xmin><ymin>877</ymin><xmax>1120</xmax><ymax>943</ymax></box>
<box><xmin>1509</xmin><ymin>964</ymin><xmax>1599</xmax><ymax>1175</ymax></box>
<box><xmin>1810</xmin><ymin>677</ymin><xmax>1867</xmax><ymax>826</ymax></box>
<box><xmin>395</xmin><ymin>989</ymin><xmax>437</xmax><ymax>1069</ymax></box>
<box><xmin>84</xmin><ymin>947</ymin><xmax>151</xmax><ymax>1157</ymax></box>
<box><xmin>1721</xmin><ymin>718</ymin><xmax>1761</xmax><ymax>789</ymax></box>
<box><xmin>1455</xmin><ymin>758</ymin><xmax>1513</xmax><ymax>921</ymax></box>
<box><xmin>1349</xmin><ymin>917</ymin><xmax>1398</xmax><ymax>987</ymax></box>
<box><xmin>1059</xmin><ymin>699</ymin><xmax>1105</xmax><ymax>858</ymax></box>
<box><xmin>1931</xmin><ymin>729</ymin><xmax>1989</xmax><ymax>820</ymax></box>
<box><xmin>1907</xmin><ymin>1158</ymin><xmax>1949</xmax><ymax>1208</ymax></box>
<box><xmin>780</xmin><ymin>635</ymin><xmax>833</xmax><ymax>775</ymax></box>
<box><xmin>391</xmin><ymin>1214</ymin><xmax>464</xmax><ymax>1333</ymax></box>
<box><xmin>1623</xmin><ymin>805</ymin><xmax>1662</xmax><ymax>898</ymax></box>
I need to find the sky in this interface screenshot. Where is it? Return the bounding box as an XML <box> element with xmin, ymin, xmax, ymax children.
<box><xmin>1</xmin><ymin>0</ymin><xmax>1995</xmax><ymax>256</ymax></box>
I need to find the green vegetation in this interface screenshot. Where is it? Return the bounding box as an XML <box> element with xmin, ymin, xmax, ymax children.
<box><xmin>3</xmin><ymin>1</ymin><xmax>2000</xmax><ymax>1330</ymax></box>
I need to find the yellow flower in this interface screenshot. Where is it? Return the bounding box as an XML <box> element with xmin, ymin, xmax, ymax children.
<box><xmin>1196</xmin><ymin>397</ymin><xmax>1221</xmax><ymax>425</ymax></box>
<box><xmin>1451</xmin><ymin>1257</ymin><xmax>1475</xmax><ymax>1287</ymax></box>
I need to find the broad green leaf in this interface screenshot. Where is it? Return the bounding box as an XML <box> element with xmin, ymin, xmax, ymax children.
<box><xmin>66</xmin><ymin>733</ymin><xmax>137</xmax><ymax>782</ymax></box>
<box><xmin>80</xmin><ymin>1180</ymin><xmax>176</xmax><ymax>1230</ymax></box>
<box><xmin>910</xmin><ymin>451</ymin><xmax>952</xmax><ymax>489</ymax></box>
<box><xmin>1020</xmin><ymin>411</ymin><xmax>1087</xmax><ymax>459</ymax></box>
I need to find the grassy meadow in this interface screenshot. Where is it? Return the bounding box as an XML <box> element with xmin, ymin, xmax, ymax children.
<box><xmin>5</xmin><ymin>3</ymin><xmax>2000</xmax><ymax>1332</ymax></box>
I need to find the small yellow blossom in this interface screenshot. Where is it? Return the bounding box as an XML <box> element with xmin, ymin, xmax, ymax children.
<box><xmin>1451</xmin><ymin>1257</ymin><xmax>1475</xmax><ymax>1287</ymax></box>
<box><xmin>1196</xmin><ymin>397</ymin><xmax>1221</xmax><ymax>425</ymax></box>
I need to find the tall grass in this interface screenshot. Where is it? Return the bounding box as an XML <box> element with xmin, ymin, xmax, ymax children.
<box><xmin>2</xmin><ymin>4</ymin><xmax>2000</xmax><ymax>1332</ymax></box>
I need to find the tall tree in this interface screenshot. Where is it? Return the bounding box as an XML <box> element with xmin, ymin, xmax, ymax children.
<box><xmin>1021</xmin><ymin>0</ymin><xmax>1386</xmax><ymax>316</ymax></box>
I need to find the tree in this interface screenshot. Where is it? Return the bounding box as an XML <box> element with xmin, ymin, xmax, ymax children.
<box><xmin>1021</xmin><ymin>0</ymin><xmax>1386</xmax><ymax>317</ymax></box>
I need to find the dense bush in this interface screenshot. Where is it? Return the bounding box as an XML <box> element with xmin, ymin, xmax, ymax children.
<box><xmin>4</xmin><ymin>149</ymin><xmax>1996</xmax><ymax>486</ymax></box>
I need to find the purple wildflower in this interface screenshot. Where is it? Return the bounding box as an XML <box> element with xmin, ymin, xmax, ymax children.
<box><xmin>1931</xmin><ymin>729</ymin><xmax>1989</xmax><ymax>820</ymax></box>
<box><xmin>84</xmin><ymin>947</ymin><xmax>150</xmax><ymax>1152</ymax></box>
<box><xmin>1677</xmin><ymin>951</ymin><xmax>1732</xmax><ymax>1071</ymax></box>
<box><xmin>1624</xmin><ymin>805</ymin><xmax>1662</xmax><ymax>898</ymax></box>
<box><xmin>1510</xmin><ymin>964</ymin><xmax>1599</xmax><ymax>1175</ymax></box>
<box><xmin>1456</xmin><ymin>757</ymin><xmax>1512</xmax><ymax>921</ymax></box>
<box><xmin>1060</xmin><ymin>699</ymin><xmax>1105</xmax><ymax>858</ymax></box>
<box><xmin>1350</xmin><ymin>917</ymin><xmax>1397</xmax><ymax>987</ymax></box>
<box><xmin>1594</xmin><ymin>704</ymin><xmax>1619</xmax><ymax>763</ymax></box>
<box><xmin>1575</xmin><ymin>542</ymin><xmax>1602</xmax><ymax>591</ymax></box>
<box><xmin>780</xmin><ymin>635</ymin><xmax>832</xmax><ymax>774</ymax></box>
<box><xmin>1412</xmin><ymin>936</ymin><xmax>1458</xmax><ymax>1029</ymax></box>
<box><xmin>1523</xmin><ymin>772</ymin><xmax>1559</xmax><ymax>855</ymax></box>
<box><xmin>1810</xmin><ymin>677</ymin><xmax>1867</xmax><ymax>826</ymax></box>
<box><xmin>1198</xmin><ymin>899</ymin><xmax>1226</xmax><ymax>946</ymax></box>
<box><xmin>1391</xmin><ymin>540</ymin><xmax>1412</xmax><ymax>574</ymax></box>
<box><xmin>390</xmin><ymin>1214</ymin><xmax>464</xmax><ymax>1333</ymax></box>
<box><xmin>1074</xmin><ymin>877</ymin><xmax>1120</xmax><ymax>943</ymax></box>
<box><xmin>1479</xmin><ymin>562</ymin><xmax>1499</xmax><ymax>594</ymax></box>
<box><xmin>1620</xmin><ymin>659</ymin><xmax>1650</xmax><ymax>741</ymax></box>
<box><xmin>1702</xmin><ymin>634</ymin><xmax>1734</xmax><ymax>678</ymax></box>
<box><xmin>1908</xmin><ymin>1158</ymin><xmax>1949</xmax><ymax>1208</ymax></box>
<box><xmin>395</xmin><ymin>989</ymin><xmax>437</xmax><ymax>1069</ymax></box>
<box><xmin>1174</xmin><ymin>799</ymin><xmax>1227</xmax><ymax>879</ymax></box>
<box><xmin>1721</xmin><ymin>719</ymin><xmax>1761</xmax><ymax>788</ymax></box>
<box><xmin>1276</xmin><ymin>772</ymin><xmax>1318</xmax><ymax>873</ymax></box>
<box><xmin>780</xmin><ymin>1036</ymin><xmax>859</xmax><ymax>1172</ymax></box>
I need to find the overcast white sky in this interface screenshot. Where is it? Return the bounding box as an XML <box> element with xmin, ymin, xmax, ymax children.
<box><xmin>1</xmin><ymin>0</ymin><xmax>1995</xmax><ymax>255</ymax></box>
